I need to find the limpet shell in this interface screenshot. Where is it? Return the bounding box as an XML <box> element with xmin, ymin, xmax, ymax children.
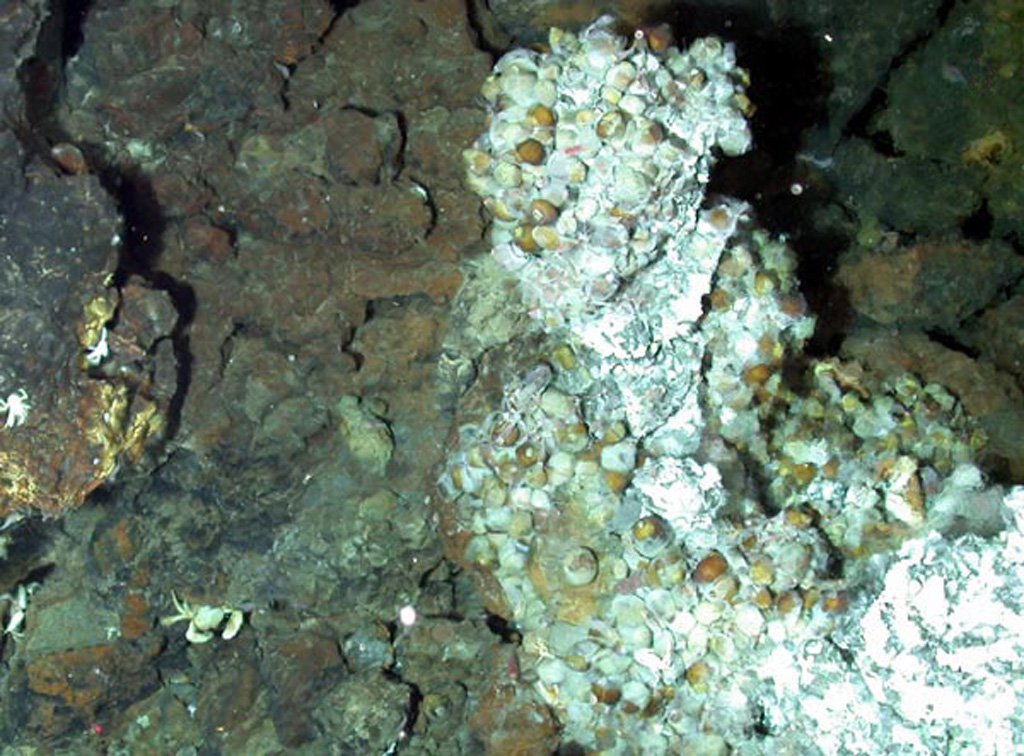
<box><xmin>514</xmin><ymin>224</ymin><xmax>540</xmax><ymax>254</ymax></box>
<box><xmin>516</xmin><ymin>441</ymin><xmax>541</xmax><ymax>467</ymax></box>
<box><xmin>592</xmin><ymin>681</ymin><xmax>622</xmax><ymax>705</ymax></box>
<box><xmin>595</xmin><ymin>109</ymin><xmax>626</xmax><ymax>141</ymax></box>
<box><xmin>605</xmin><ymin>60</ymin><xmax>637</xmax><ymax>90</ymax></box>
<box><xmin>462</xmin><ymin>148</ymin><xmax>491</xmax><ymax>175</ymax></box>
<box><xmin>528</xmin><ymin>104</ymin><xmax>556</xmax><ymax>127</ymax></box>
<box><xmin>490</xmin><ymin>416</ymin><xmax>521</xmax><ymax>446</ymax></box>
<box><xmin>685</xmin><ymin>659</ymin><xmax>712</xmax><ymax>691</ymax></box>
<box><xmin>551</xmin><ymin>343</ymin><xmax>576</xmax><ymax>370</ymax></box>
<box><xmin>553</xmin><ymin>422</ymin><xmax>589</xmax><ymax>452</ymax></box>
<box><xmin>483</xmin><ymin>197</ymin><xmax>517</xmax><ymax>222</ymax></box>
<box><xmin>601</xmin><ymin>421</ymin><xmax>628</xmax><ymax>444</ymax></box>
<box><xmin>562</xmin><ymin>546</ymin><xmax>600</xmax><ymax>586</ymax></box>
<box><xmin>603</xmin><ymin>470</ymin><xmax>630</xmax><ymax>494</ymax></box>
<box><xmin>600</xmin><ymin>85</ymin><xmax>622</xmax><ymax>105</ymax></box>
<box><xmin>749</xmin><ymin>557</ymin><xmax>775</xmax><ymax>586</ymax></box>
<box><xmin>821</xmin><ymin>590</ymin><xmax>849</xmax><ymax>614</ymax></box>
<box><xmin>450</xmin><ymin>463</ymin><xmax>485</xmax><ymax>494</ymax></box>
<box><xmin>515</xmin><ymin>138</ymin><xmax>546</xmax><ymax>165</ymax></box>
<box><xmin>693</xmin><ymin>551</ymin><xmax>728</xmax><ymax>583</ymax></box>
<box><xmin>529</xmin><ymin>198</ymin><xmax>559</xmax><ymax>225</ymax></box>
<box><xmin>642</xmin><ymin>24</ymin><xmax>673</xmax><ymax>53</ymax></box>
<box><xmin>630</xmin><ymin>514</ymin><xmax>674</xmax><ymax>559</ymax></box>
<box><xmin>532</xmin><ymin>226</ymin><xmax>561</xmax><ymax>251</ymax></box>
<box><xmin>706</xmin><ymin>574</ymin><xmax>738</xmax><ymax>602</ymax></box>
<box><xmin>499</xmin><ymin>65</ymin><xmax>538</xmax><ymax>105</ymax></box>
<box><xmin>493</xmin><ymin>160</ymin><xmax>522</xmax><ymax>188</ymax></box>
<box><xmin>630</xmin><ymin>120</ymin><xmax>663</xmax><ymax>153</ymax></box>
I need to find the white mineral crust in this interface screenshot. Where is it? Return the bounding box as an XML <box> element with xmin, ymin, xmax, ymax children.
<box><xmin>756</xmin><ymin>486</ymin><xmax>1024</xmax><ymax>755</ymax></box>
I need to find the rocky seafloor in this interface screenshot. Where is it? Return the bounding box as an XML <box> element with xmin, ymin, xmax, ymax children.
<box><xmin>0</xmin><ymin>1</ymin><xmax>1022</xmax><ymax>754</ymax></box>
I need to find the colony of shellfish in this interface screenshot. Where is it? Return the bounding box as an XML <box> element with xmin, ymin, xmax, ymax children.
<box><xmin>439</xmin><ymin>15</ymin><xmax>1014</xmax><ymax>754</ymax></box>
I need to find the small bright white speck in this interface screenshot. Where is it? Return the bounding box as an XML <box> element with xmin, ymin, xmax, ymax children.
<box><xmin>398</xmin><ymin>605</ymin><xmax>417</xmax><ymax>627</ymax></box>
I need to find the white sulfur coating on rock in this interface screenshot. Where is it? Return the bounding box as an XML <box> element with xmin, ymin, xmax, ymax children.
<box><xmin>751</xmin><ymin>485</ymin><xmax>1024</xmax><ymax>756</ymax></box>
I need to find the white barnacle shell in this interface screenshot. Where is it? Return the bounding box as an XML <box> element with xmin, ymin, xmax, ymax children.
<box><xmin>580</xmin><ymin>17</ymin><xmax>626</xmax><ymax>74</ymax></box>
<box><xmin>611</xmin><ymin>165</ymin><xmax>651</xmax><ymax>206</ymax></box>
<box><xmin>620</xmin><ymin>623</ymin><xmax>652</xmax><ymax>650</ymax></box>
<box><xmin>497</xmin><ymin>538</ymin><xmax>529</xmax><ymax>571</ymax></box>
<box><xmin>618</xmin><ymin>93</ymin><xmax>647</xmax><ymax>116</ymax></box>
<box><xmin>540</xmin><ymin>179</ymin><xmax>570</xmax><ymax>208</ymax></box>
<box><xmin>573</xmin><ymin>196</ymin><xmax>600</xmax><ymax>221</ymax></box>
<box><xmin>533</xmin><ymin>79</ymin><xmax>558</xmax><ymax>107</ymax></box>
<box><xmin>621</xmin><ymin>680</ymin><xmax>651</xmax><ymax>711</ymax></box>
<box><xmin>734</xmin><ymin>603</ymin><xmax>765</xmax><ymax>639</ymax></box>
<box><xmin>606</xmin><ymin>60</ymin><xmax>637</xmax><ymax>90</ymax></box>
<box><xmin>554</xmin><ymin>122</ymin><xmax>580</xmax><ymax>151</ymax></box>
<box><xmin>493</xmin><ymin>160</ymin><xmax>522</xmax><ymax>188</ymax></box>
<box><xmin>539</xmin><ymin>388</ymin><xmax>575</xmax><ymax>418</ymax></box>
<box><xmin>589</xmin><ymin>217</ymin><xmax>629</xmax><ymax>248</ymax></box>
<box><xmin>601</xmin><ymin>440</ymin><xmax>637</xmax><ymax>475</ymax></box>
<box><xmin>489</xmin><ymin>113</ymin><xmax>531</xmax><ymax>153</ymax></box>
<box><xmin>770</xmin><ymin>541</ymin><xmax>813</xmax><ymax>592</ymax></box>
<box><xmin>536</xmin><ymin>657</ymin><xmax>568</xmax><ymax>686</ymax></box>
<box><xmin>547</xmin><ymin>151</ymin><xmax>587</xmax><ymax>183</ymax></box>
<box><xmin>610</xmin><ymin>594</ymin><xmax>646</xmax><ymax>626</ymax></box>
<box><xmin>499</xmin><ymin>64</ymin><xmax>539</xmax><ymax>106</ymax></box>
<box><xmin>630</xmin><ymin>514</ymin><xmax>675</xmax><ymax>559</ymax></box>
<box><xmin>548</xmin><ymin>26</ymin><xmax>579</xmax><ymax>56</ymax></box>
<box><xmin>546</xmin><ymin>451</ymin><xmax>575</xmax><ymax>486</ymax></box>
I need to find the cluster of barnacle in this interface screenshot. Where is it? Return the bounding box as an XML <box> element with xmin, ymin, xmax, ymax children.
<box><xmin>440</xmin><ymin>341</ymin><xmax>859</xmax><ymax>752</ymax></box>
<box><xmin>701</xmin><ymin>269</ymin><xmax>982</xmax><ymax>553</ymax></box>
<box><xmin>756</xmin><ymin>361</ymin><xmax>984</xmax><ymax>556</ymax></box>
<box><xmin>700</xmin><ymin>227</ymin><xmax>816</xmax><ymax>455</ymax></box>
<box><xmin>695</xmin><ymin>228</ymin><xmax>984</xmax><ymax>559</ymax></box>
<box><xmin>462</xmin><ymin>15</ymin><xmax>751</xmax><ymax>335</ymax></box>
<box><xmin>446</xmin><ymin>14</ymin><xmax>1002</xmax><ymax>754</ymax></box>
